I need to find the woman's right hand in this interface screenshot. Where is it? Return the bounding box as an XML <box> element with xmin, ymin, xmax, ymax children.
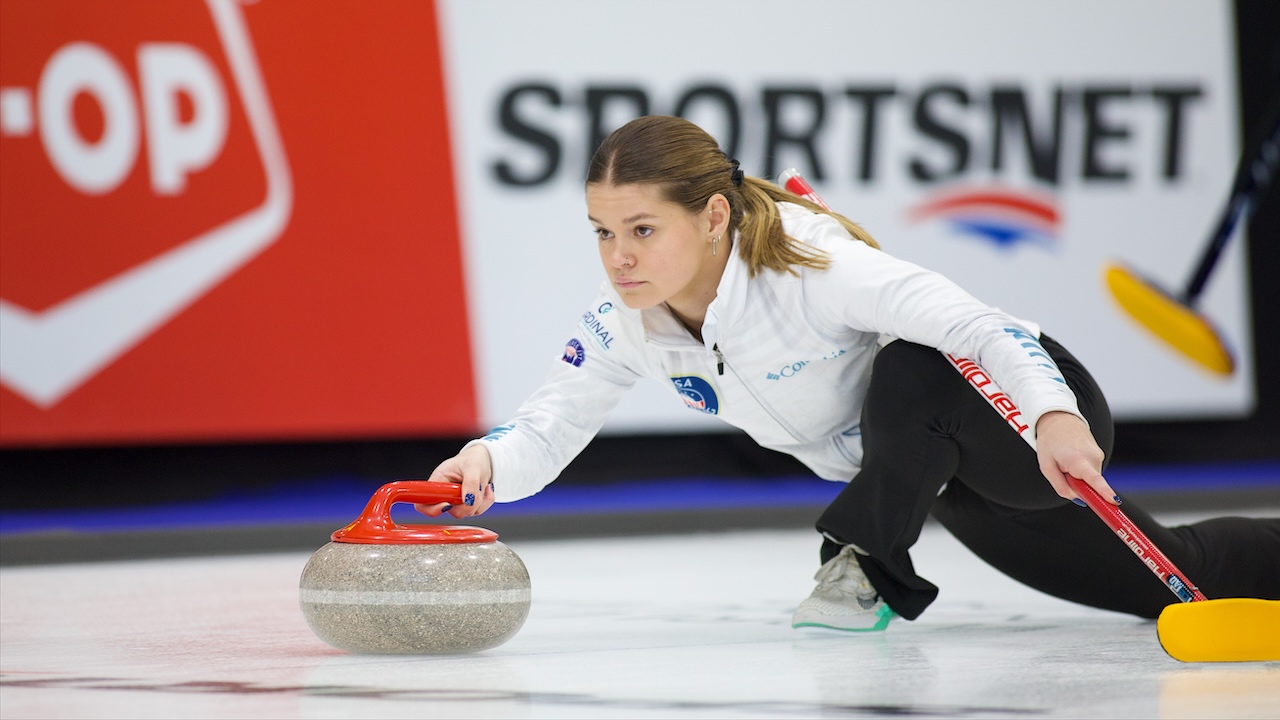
<box><xmin>414</xmin><ymin>444</ymin><xmax>496</xmax><ymax>518</ymax></box>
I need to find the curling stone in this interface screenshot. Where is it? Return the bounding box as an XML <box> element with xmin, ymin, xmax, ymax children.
<box><xmin>299</xmin><ymin>481</ymin><xmax>530</xmax><ymax>654</ymax></box>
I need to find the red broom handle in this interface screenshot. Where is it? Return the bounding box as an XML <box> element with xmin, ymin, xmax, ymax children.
<box><xmin>1066</xmin><ymin>476</ymin><xmax>1206</xmax><ymax>602</ymax></box>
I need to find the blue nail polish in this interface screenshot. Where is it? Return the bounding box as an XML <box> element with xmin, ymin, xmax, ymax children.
<box><xmin>464</xmin><ymin>493</ymin><xmax>476</xmax><ymax>506</ymax></box>
<box><xmin>1072</xmin><ymin>498</ymin><xmax>1087</xmax><ymax>507</ymax></box>
<box><xmin>440</xmin><ymin>504</ymin><xmax>453</xmax><ymax>513</ymax></box>
<box><xmin>1113</xmin><ymin>495</ymin><xmax>1123</xmax><ymax>505</ymax></box>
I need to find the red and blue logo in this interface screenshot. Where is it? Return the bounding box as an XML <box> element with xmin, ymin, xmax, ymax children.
<box><xmin>561</xmin><ymin>338</ymin><xmax>585</xmax><ymax>367</ymax></box>
<box><xmin>906</xmin><ymin>185</ymin><xmax>1060</xmax><ymax>249</ymax></box>
<box><xmin>670</xmin><ymin>375</ymin><xmax>718</xmax><ymax>415</ymax></box>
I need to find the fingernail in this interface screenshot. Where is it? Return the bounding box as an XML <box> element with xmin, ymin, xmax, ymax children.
<box><xmin>464</xmin><ymin>493</ymin><xmax>476</xmax><ymax>506</ymax></box>
<box><xmin>1072</xmin><ymin>498</ymin><xmax>1087</xmax><ymax>507</ymax></box>
<box><xmin>1113</xmin><ymin>495</ymin><xmax>1123</xmax><ymax>505</ymax></box>
<box><xmin>440</xmin><ymin>504</ymin><xmax>453</xmax><ymax>513</ymax></box>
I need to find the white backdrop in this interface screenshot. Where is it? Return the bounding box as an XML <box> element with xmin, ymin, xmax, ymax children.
<box><xmin>439</xmin><ymin>0</ymin><xmax>1252</xmax><ymax>432</ymax></box>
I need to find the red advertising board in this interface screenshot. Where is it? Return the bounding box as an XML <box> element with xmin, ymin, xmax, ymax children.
<box><xmin>0</xmin><ymin>0</ymin><xmax>476</xmax><ymax>445</ymax></box>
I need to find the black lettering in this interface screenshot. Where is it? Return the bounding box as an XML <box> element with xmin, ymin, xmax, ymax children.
<box><xmin>493</xmin><ymin>84</ymin><xmax>563</xmax><ymax>187</ymax></box>
<box><xmin>762</xmin><ymin>86</ymin><xmax>827</xmax><ymax>181</ymax></box>
<box><xmin>585</xmin><ymin>86</ymin><xmax>650</xmax><ymax>163</ymax></box>
<box><xmin>1082</xmin><ymin>86</ymin><xmax>1132</xmax><ymax>181</ymax></box>
<box><xmin>1151</xmin><ymin>85</ymin><xmax>1203</xmax><ymax>179</ymax></box>
<box><xmin>844</xmin><ymin>85</ymin><xmax>897</xmax><ymax>181</ymax></box>
<box><xmin>910</xmin><ymin>84</ymin><xmax>970</xmax><ymax>182</ymax></box>
<box><xmin>990</xmin><ymin>87</ymin><xmax>1066</xmax><ymax>186</ymax></box>
<box><xmin>673</xmin><ymin>84</ymin><xmax>742</xmax><ymax>159</ymax></box>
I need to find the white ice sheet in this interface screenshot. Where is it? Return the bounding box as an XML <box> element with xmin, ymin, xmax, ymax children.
<box><xmin>2</xmin><ymin>509</ymin><xmax>1277</xmax><ymax>719</ymax></box>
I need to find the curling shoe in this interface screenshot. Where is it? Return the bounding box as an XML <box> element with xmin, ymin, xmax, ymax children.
<box><xmin>792</xmin><ymin>544</ymin><xmax>896</xmax><ymax>632</ymax></box>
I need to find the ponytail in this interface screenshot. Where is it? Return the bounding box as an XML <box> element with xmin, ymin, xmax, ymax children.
<box><xmin>734</xmin><ymin>176</ymin><xmax>879</xmax><ymax>277</ymax></box>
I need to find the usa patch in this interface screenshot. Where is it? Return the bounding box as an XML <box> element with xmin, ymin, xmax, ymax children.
<box><xmin>670</xmin><ymin>375</ymin><xmax>719</xmax><ymax>415</ymax></box>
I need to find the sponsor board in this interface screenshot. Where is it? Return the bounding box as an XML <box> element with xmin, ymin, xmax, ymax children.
<box><xmin>440</xmin><ymin>0</ymin><xmax>1251</xmax><ymax>430</ymax></box>
<box><xmin>1</xmin><ymin>0</ymin><xmax>475</xmax><ymax>444</ymax></box>
<box><xmin>1</xmin><ymin>1</ymin><xmax>1253</xmax><ymax>446</ymax></box>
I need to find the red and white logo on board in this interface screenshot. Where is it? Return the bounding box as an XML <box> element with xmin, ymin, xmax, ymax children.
<box><xmin>0</xmin><ymin>0</ymin><xmax>292</xmax><ymax>408</ymax></box>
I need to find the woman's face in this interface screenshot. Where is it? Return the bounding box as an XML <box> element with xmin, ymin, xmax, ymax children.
<box><xmin>586</xmin><ymin>182</ymin><xmax>714</xmax><ymax>311</ymax></box>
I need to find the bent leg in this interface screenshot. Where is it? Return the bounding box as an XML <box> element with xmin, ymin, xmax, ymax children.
<box><xmin>814</xmin><ymin>341</ymin><xmax>967</xmax><ymax>619</ymax></box>
<box><xmin>815</xmin><ymin>336</ymin><xmax>1112</xmax><ymax>620</ymax></box>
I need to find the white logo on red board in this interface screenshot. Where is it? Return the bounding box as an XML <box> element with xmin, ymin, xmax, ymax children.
<box><xmin>0</xmin><ymin>0</ymin><xmax>292</xmax><ymax>408</ymax></box>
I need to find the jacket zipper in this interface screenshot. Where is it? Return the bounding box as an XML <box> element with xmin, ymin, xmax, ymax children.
<box><xmin>712</xmin><ymin>343</ymin><xmax>810</xmax><ymax>444</ymax></box>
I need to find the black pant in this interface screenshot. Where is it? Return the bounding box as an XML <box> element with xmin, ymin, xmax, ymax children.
<box><xmin>815</xmin><ymin>337</ymin><xmax>1280</xmax><ymax>620</ymax></box>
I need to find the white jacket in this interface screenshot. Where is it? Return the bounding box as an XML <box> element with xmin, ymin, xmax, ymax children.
<box><xmin>472</xmin><ymin>202</ymin><xmax>1082</xmax><ymax>502</ymax></box>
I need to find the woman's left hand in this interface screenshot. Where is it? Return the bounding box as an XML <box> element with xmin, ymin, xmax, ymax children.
<box><xmin>1034</xmin><ymin>410</ymin><xmax>1119</xmax><ymax>506</ymax></box>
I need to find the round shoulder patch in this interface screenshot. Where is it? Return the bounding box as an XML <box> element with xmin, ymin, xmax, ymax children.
<box><xmin>562</xmin><ymin>338</ymin><xmax>585</xmax><ymax>367</ymax></box>
<box><xmin>670</xmin><ymin>375</ymin><xmax>719</xmax><ymax>415</ymax></box>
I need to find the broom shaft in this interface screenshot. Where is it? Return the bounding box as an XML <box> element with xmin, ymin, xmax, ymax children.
<box><xmin>1183</xmin><ymin>101</ymin><xmax>1280</xmax><ymax>303</ymax></box>
<box><xmin>1065</xmin><ymin>477</ymin><xmax>1207</xmax><ymax>602</ymax></box>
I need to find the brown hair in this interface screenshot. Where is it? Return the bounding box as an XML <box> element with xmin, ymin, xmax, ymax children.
<box><xmin>585</xmin><ymin>115</ymin><xmax>879</xmax><ymax>277</ymax></box>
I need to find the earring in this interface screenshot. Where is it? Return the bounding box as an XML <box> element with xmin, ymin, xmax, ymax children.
<box><xmin>713</xmin><ymin>235</ymin><xmax>720</xmax><ymax>256</ymax></box>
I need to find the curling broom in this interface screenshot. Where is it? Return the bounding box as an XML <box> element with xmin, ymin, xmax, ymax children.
<box><xmin>1104</xmin><ymin>97</ymin><xmax>1279</xmax><ymax>377</ymax></box>
<box><xmin>777</xmin><ymin>168</ymin><xmax>1280</xmax><ymax>662</ymax></box>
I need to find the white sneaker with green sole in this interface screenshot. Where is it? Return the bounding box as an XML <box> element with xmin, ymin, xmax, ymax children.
<box><xmin>792</xmin><ymin>544</ymin><xmax>897</xmax><ymax>631</ymax></box>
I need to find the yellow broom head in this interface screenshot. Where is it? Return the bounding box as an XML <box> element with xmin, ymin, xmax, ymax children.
<box><xmin>1104</xmin><ymin>264</ymin><xmax>1235</xmax><ymax>376</ymax></box>
<box><xmin>1158</xmin><ymin>598</ymin><xmax>1280</xmax><ymax>662</ymax></box>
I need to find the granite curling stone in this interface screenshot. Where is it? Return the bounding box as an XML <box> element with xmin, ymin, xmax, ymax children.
<box><xmin>300</xmin><ymin>481</ymin><xmax>530</xmax><ymax>654</ymax></box>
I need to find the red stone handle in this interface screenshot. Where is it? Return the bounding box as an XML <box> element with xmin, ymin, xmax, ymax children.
<box><xmin>330</xmin><ymin>481</ymin><xmax>497</xmax><ymax>545</ymax></box>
